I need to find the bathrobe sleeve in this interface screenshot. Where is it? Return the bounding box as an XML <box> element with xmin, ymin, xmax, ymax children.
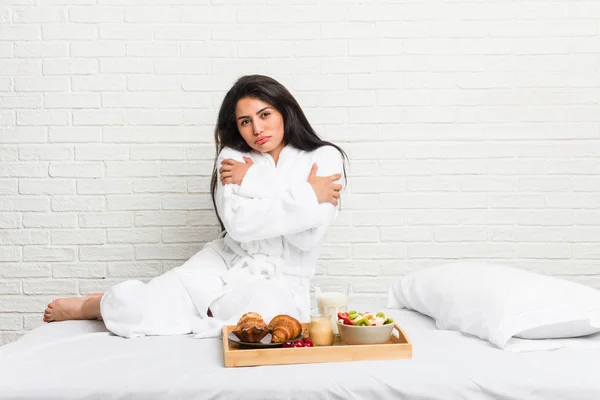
<box><xmin>215</xmin><ymin>148</ymin><xmax>322</xmax><ymax>243</ymax></box>
<box><xmin>236</xmin><ymin>163</ymin><xmax>282</xmax><ymax>198</ymax></box>
<box><xmin>282</xmin><ymin>146</ymin><xmax>345</xmax><ymax>251</ymax></box>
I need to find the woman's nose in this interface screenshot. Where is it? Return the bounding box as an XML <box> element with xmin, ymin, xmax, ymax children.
<box><xmin>253</xmin><ymin>122</ymin><xmax>263</xmax><ymax>135</ymax></box>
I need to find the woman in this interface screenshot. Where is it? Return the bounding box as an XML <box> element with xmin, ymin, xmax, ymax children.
<box><xmin>43</xmin><ymin>75</ymin><xmax>347</xmax><ymax>338</ymax></box>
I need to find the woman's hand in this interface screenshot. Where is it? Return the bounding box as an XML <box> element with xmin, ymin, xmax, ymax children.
<box><xmin>220</xmin><ymin>157</ymin><xmax>254</xmax><ymax>185</ymax></box>
<box><xmin>307</xmin><ymin>163</ymin><xmax>342</xmax><ymax>206</ymax></box>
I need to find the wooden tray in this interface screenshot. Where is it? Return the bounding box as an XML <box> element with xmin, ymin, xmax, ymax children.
<box><xmin>223</xmin><ymin>322</ymin><xmax>412</xmax><ymax>368</ymax></box>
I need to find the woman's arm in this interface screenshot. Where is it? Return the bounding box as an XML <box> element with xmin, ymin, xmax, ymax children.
<box><xmin>283</xmin><ymin>146</ymin><xmax>345</xmax><ymax>251</ymax></box>
<box><xmin>236</xmin><ymin>163</ymin><xmax>283</xmax><ymax>199</ymax></box>
<box><xmin>215</xmin><ymin>148</ymin><xmax>323</xmax><ymax>243</ymax></box>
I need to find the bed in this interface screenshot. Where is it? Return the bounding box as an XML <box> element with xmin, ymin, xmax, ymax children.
<box><xmin>1</xmin><ymin>306</ymin><xmax>599</xmax><ymax>400</ymax></box>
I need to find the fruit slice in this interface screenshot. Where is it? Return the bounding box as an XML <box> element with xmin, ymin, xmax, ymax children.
<box><xmin>337</xmin><ymin>312</ymin><xmax>348</xmax><ymax>320</ymax></box>
<box><xmin>348</xmin><ymin>312</ymin><xmax>360</xmax><ymax>321</ymax></box>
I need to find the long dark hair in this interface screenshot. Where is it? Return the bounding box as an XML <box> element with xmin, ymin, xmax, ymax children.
<box><xmin>210</xmin><ymin>74</ymin><xmax>348</xmax><ymax>232</ymax></box>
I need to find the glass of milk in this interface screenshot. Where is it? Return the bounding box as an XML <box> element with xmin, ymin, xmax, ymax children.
<box><xmin>315</xmin><ymin>283</ymin><xmax>349</xmax><ymax>335</ymax></box>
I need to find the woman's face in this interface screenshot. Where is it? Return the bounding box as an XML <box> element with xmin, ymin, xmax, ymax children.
<box><xmin>235</xmin><ymin>97</ymin><xmax>285</xmax><ymax>155</ymax></box>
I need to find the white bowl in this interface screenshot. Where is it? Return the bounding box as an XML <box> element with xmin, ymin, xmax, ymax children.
<box><xmin>337</xmin><ymin>321</ymin><xmax>394</xmax><ymax>345</ymax></box>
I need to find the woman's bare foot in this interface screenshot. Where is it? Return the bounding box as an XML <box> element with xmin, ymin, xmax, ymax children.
<box><xmin>43</xmin><ymin>293</ymin><xmax>103</xmax><ymax>322</ymax></box>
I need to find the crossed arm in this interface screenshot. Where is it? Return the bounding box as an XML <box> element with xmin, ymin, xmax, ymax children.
<box><xmin>215</xmin><ymin>146</ymin><xmax>344</xmax><ymax>250</ymax></box>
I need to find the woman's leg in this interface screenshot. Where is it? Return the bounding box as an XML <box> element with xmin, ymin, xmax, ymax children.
<box><xmin>43</xmin><ymin>245</ymin><xmax>228</xmax><ymax>336</ymax></box>
<box><xmin>43</xmin><ymin>293</ymin><xmax>103</xmax><ymax>322</ymax></box>
<box><xmin>101</xmin><ymin>273</ymin><xmax>201</xmax><ymax>338</ymax></box>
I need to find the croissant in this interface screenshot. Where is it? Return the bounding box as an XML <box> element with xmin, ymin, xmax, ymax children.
<box><xmin>232</xmin><ymin>312</ymin><xmax>269</xmax><ymax>343</ymax></box>
<box><xmin>268</xmin><ymin>315</ymin><xmax>302</xmax><ymax>343</ymax></box>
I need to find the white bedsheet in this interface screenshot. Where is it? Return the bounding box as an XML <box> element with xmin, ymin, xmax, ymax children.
<box><xmin>1</xmin><ymin>307</ymin><xmax>599</xmax><ymax>400</ymax></box>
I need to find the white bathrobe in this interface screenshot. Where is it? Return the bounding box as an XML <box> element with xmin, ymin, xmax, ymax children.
<box><xmin>100</xmin><ymin>144</ymin><xmax>344</xmax><ymax>339</ymax></box>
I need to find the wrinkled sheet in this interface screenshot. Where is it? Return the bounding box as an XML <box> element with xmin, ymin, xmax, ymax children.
<box><xmin>1</xmin><ymin>307</ymin><xmax>599</xmax><ymax>400</ymax></box>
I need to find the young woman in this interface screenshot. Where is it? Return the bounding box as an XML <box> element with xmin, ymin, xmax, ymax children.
<box><xmin>43</xmin><ymin>75</ymin><xmax>347</xmax><ymax>338</ymax></box>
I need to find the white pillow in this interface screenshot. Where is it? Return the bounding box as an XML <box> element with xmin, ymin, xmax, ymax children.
<box><xmin>387</xmin><ymin>262</ymin><xmax>600</xmax><ymax>350</ymax></box>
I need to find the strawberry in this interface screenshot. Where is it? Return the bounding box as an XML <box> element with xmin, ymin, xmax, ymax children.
<box><xmin>337</xmin><ymin>312</ymin><xmax>348</xmax><ymax>320</ymax></box>
<box><xmin>342</xmin><ymin>317</ymin><xmax>355</xmax><ymax>325</ymax></box>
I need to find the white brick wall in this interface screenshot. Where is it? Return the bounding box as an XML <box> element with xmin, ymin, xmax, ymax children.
<box><xmin>1</xmin><ymin>0</ymin><xmax>600</xmax><ymax>344</ymax></box>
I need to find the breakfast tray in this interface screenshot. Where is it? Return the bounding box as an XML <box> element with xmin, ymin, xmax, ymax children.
<box><xmin>222</xmin><ymin>322</ymin><xmax>412</xmax><ymax>368</ymax></box>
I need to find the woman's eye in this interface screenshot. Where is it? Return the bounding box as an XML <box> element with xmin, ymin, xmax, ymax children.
<box><xmin>240</xmin><ymin>120</ymin><xmax>249</xmax><ymax>126</ymax></box>
<box><xmin>262</xmin><ymin>112</ymin><xmax>270</xmax><ymax>118</ymax></box>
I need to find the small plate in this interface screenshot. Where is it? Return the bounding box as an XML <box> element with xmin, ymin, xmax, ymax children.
<box><xmin>228</xmin><ymin>332</ymin><xmax>303</xmax><ymax>349</ymax></box>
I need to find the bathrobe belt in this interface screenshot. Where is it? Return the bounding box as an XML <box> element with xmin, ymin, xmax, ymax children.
<box><xmin>221</xmin><ymin>235</ymin><xmax>314</xmax><ymax>285</ymax></box>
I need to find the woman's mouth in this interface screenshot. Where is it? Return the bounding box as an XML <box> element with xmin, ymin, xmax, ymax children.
<box><xmin>255</xmin><ymin>136</ymin><xmax>270</xmax><ymax>145</ymax></box>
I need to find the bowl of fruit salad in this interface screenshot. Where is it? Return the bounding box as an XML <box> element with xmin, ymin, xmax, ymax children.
<box><xmin>337</xmin><ymin>311</ymin><xmax>395</xmax><ymax>345</ymax></box>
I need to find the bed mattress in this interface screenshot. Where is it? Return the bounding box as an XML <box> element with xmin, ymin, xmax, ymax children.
<box><xmin>1</xmin><ymin>307</ymin><xmax>599</xmax><ymax>400</ymax></box>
